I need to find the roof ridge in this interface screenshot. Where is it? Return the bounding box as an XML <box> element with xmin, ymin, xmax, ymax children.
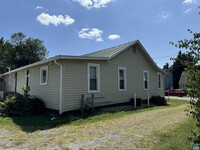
<box><xmin>82</xmin><ymin>40</ymin><xmax>136</xmax><ymax>56</ymax></box>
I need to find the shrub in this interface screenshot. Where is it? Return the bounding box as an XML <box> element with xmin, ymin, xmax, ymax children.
<box><xmin>150</xmin><ymin>96</ymin><xmax>167</xmax><ymax>106</ymax></box>
<box><xmin>0</xmin><ymin>93</ymin><xmax>46</xmax><ymax>116</ymax></box>
<box><xmin>27</xmin><ymin>96</ymin><xmax>46</xmax><ymax>115</ymax></box>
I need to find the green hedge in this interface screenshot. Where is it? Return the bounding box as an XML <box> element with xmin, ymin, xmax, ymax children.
<box><xmin>150</xmin><ymin>96</ymin><xmax>167</xmax><ymax>106</ymax></box>
<box><xmin>0</xmin><ymin>93</ymin><xmax>46</xmax><ymax>116</ymax></box>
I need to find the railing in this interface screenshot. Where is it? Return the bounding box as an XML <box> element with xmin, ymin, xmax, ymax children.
<box><xmin>81</xmin><ymin>94</ymin><xmax>104</xmax><ymax>115</ymax></box>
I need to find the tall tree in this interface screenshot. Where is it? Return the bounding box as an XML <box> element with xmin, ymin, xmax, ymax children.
<box><xmin>171</xmin><ymin>29</ymin><xmax>200</xmax><ymax>144</ymax></box>
<box><xmin>0</xmin><ymin>32</ymin><xmax>48</xmax><ymax>73</ymax></box>
<box><xmin>171</xmin><ymin>51</ymin><xmax>193</xmax><ymax>89</ymax></box>
<box><xmin>162</xmin><ymin>62</ymin><xmax>169</xmax><ymax>70</ymax></box>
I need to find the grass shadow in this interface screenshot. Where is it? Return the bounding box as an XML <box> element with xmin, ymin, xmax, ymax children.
<box><xmin>6</xmin><ymin>99</ymin><xmax>188</xmax><ymax>133</ymax></box>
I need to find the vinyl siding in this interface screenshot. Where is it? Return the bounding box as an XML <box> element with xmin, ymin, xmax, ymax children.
<box><xmin>4</xmin><ymin>74</ymin><xmax>15</xmax><ymax>92</ymax></box>
<box><xmin>62</xmin><ymin>46</ymin><xmax>164</xmax><ymax>112</ymax></box>
<box><xmin>29</xmin><ymin>63</ymin><xmax>60</xmax><ymax>110</ymax></box>
<box><xmin>4</xmin><ymin>63</ymin><xmax>60</xmax><ymax>110</ymax></box>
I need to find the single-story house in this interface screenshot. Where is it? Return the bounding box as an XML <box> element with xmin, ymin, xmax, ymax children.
<box><xmin>0</xmin><ymin>40</ymin><xmax>165</xmax><ymax>114</ymax></box>
<box><xmin>179</xmin><ymin>71</ymin><xmax>188</xmax><ymax>89</ymax></box>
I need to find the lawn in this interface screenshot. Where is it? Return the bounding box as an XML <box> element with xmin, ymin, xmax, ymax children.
<box><xmin>0</xmin><ymin>99</ymin><xmax>196</xmax><ymax>149</ymax></box>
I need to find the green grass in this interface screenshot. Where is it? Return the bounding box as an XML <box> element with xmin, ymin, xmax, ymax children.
<box><xmin>153</xmin><ymin>117</ymin><xmax>197</xmax><ymax>150</ymax></box>
<box><xmin>0</xmin><ymin>99</ymin><xmax>189</xmax><ymax>132</ymax></box>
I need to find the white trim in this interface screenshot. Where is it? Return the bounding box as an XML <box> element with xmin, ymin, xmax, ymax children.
<box><xmin>118</xmin><ymin>67</ymin><xmax>127</xmax><ymax>91</ymax></box>
<box><xmin>87</xmin><ymin>63</ymin><xmax>100</xmax><ymax>93</ymax></box>
<box><xmin>25</xmin><ymin>70</ymin><xmax>30</xmax><ymax>87</ymax></box>
<box><xmin>40</xmin><ymin>66</ymin><xmax>48</xmax><ymax>86</ymax></box>
<box><xmin>143</xmin><ymin>70</ymin><xmax>149</xmax><ymax>90</ymax></box>
<box><xmin>157</xmin><ymin>72</ymin><xmax>162</xmax><ymax>89</ymax></box>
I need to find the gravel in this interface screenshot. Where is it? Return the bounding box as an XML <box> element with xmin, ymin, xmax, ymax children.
<box><xmin>0</xmin><ymin>104</ymin><xmax>188</xmax><ymax>150</ymax></box>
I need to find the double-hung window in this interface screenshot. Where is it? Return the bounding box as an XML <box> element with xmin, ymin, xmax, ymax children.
<box><xmin>118</xmin><ymin>67</ymin><xmax>127</xmax><ymax>91</ymax></box>
<box><xmin>40</xmin><ymin>66</ymin><xmax>48</xmax><ymax>85</ymax></box>
<box><xmin>157</xmin><ymin>73</ymin><xmax>162</xmax><ymax>89</ymax></box>
<box><xmin>143</xmin><ymin>70</ymin><xmax>149</xmax><ymax>90</ymax></box>
<box><xmin>88</xmin><ymin>63</ymin><xmax>100</xmax><ymax>93</ymax></box>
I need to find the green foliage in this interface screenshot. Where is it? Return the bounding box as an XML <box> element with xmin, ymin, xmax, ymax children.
<box><xmin>150</xmin><ymin>96</ymin><xmax>167</xmax><ymax>106</ymax></box>
<box><xmin>0</xmin><ymin>93</ymin><xmax>46</xmax><ymax>117</ymax></box>
<box><xmin>171</xmin><ymin>28</ymin><xmax>200</xmax><ymax>144</ymax></box>
<box><xmin>0</xmin><ymin>32</ymin><xmax>48</xmax><ymax>73</ymax></box>
<box><xmin>170</xmin><ymin>50</ymin><xmax>194</xmax><ymax>89</ymax></box>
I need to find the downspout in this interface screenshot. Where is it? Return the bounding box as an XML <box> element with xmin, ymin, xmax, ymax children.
<box><xmin>54</xmin><ymin>60</ymin><xmax>63</xmax><ymax>115</ymax></box>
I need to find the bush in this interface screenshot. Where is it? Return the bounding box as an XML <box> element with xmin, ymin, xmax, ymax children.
<box><xmin>150</xmin><ymin>96</ymin><xmax>167</xmax><ymax>106</ymax></box>
<box><xmin>0</xmin><ymin>93</ymin><xmax>46</xmax><ymax>116</ymax></box>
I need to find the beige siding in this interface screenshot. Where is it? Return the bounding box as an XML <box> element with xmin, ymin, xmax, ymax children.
<box><xmin>63</xmin><ymin>46</ymin><xmax>164</xmax><ymax>112</ymax></box>
<box><xmin>29</xmin><ymin>63</ymin><xmax>60</xmax><ymax>110</ymax></box>
<box><xmin>4</xmin><ymin>73</ymin><xmax>15</xmax><ymax>92</ymax></box>
<box><xmin>16</xmin><ymin>70</ymin><xmax>26</xmax><ymax>94</ymax></box>
<box><xmin>4</xmin><ymin>63</ymin><xmax>60</xmax><ymax>110</ymax></box>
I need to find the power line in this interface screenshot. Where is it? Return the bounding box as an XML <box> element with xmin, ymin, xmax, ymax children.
<box><xmin>152</xmin><ymin>55</ymin><xmax>176</xmax><ymax>59</ymax></box>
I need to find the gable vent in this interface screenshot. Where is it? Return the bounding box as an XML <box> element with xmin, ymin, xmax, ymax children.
<box><xmin>132</xmin><ymin>46</ymin><xmax>137</xmax><ymax>54</ymax></box>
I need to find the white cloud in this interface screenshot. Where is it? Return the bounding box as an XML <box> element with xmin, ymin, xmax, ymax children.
<box><xmin>73</xmin><ymin>0</ymin><xmax>114</xmax><ymax>9</ymax></box>
<box><xmin>36</xmin><ymin>12</ymin><xmax>75</xmax><ymax>26</ymax></box>
<box><xmin>183</xmin><ymin>0</ymin><xmax>196</xmax><ymax>4</ymax></box>
<box><xmin>183</xmin><ymin>8</ymin><xmax>192</xmax><ymax>14</ymax></box>
<box><xmin>78</xmin><ymin>28</ymin><xmax>103</xmax><ymax>42</ymax></box>
<box><xmin>35</xmin><ymin>6</ymin><xmax>44</xmax><ymax>10</ymax></box>
<box><xmin>157</xmin><ymin>11</ymin><xmax>170</xmax><ymax>20</ymax></box>
<box><xmin>107</xmin><ymin>34</ymin><xmax>120</xmax><ymax>40</ymax></box>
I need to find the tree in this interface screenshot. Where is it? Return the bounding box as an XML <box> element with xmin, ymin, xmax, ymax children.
<box><xmin>0</xmin><ymin>32</ymin><xmax>48</xmax><ymax>73</ymax></box>
<box><xmin>171</xmin><ymin>51</ymin><xmax>193</xmax><ymax>89</ymax></box>
<box><xmin>162</xmin><ymin>62</ymin><xmax>169</xmax><ymax>70</ymax></box>
<box><xmin>171</xmin><ymin>29</ymin><xmax>200</xmax><ymax>144</ymax></box>
<box><xmin>0</xmin><ymin>38</ymin><xmax>13</xmax><ymax>74</ymax></box>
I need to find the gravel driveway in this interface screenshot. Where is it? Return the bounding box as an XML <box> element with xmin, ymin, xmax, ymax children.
<box><xmin>0</xmin><ymin>104</ymin><xmax>188</xmax><ymax>150</ymax></box>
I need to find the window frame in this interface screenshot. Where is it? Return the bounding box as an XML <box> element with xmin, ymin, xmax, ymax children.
<box><xmin>157</xmin><ymin>72</ymin><xmax>162</xmax><ymax>89</ymax></box>
<box><xmin>25</xmin><ymin>70</ymin><xmax>30</xmax><ymax>87</ymax></box>
<box><xmin>118</xmin><ymin>67</ymin><xmax>127</xmax><ymax>91</ymax></box>
<box><xmin>143</xmin><ymin>70</ymin><xmax>149</xmax><ymax>90</ymax></box>
<box><xmin>40</xmin><ymin>66</ymin><xmax>48</xmax><ymax>86</ymax></box>
<box><xmin>87</xmin><ymin>63</ymin><xmax>100</xmax><ymax>93</ymax></box>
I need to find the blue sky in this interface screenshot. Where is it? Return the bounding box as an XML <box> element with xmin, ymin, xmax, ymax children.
<box><xmin>0</xmin><ymin>0</ymin><xmax>199</xmax><ymax>68</ymax></box>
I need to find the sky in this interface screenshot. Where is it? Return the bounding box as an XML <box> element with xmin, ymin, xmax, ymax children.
<box><xmin>0</xmin><ymin>0</ymin><xmax>200</xmax><ymax>68</ymax></box>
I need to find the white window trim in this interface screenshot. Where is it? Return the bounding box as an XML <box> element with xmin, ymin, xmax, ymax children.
<box><xmin>25</xmin><ymin>70</ymin><xmax>30</xmax><ymax>87</ymax></box>
<box><xmin>118</xmin><ymin>67</ymin><xmax>127</xmax><ymax>91</ymax></box>
<box><xmin>40</xmin><ymin>66</ymin><xmax>48</xmax><ymax>86</ymax></box>
<box><xmin>87</xmin><ymin>63</ymin><xmax>100</xmax><ymax>93</ymax></box>
<box><xmin>143</xmin><ymin>70</ymin><xmax>149</xmax><ymax>90</ymax></box>
<box><xmin>157</xmin><ymin>72</ymin><xmax>162</xmax><ymax>89</ymax></box>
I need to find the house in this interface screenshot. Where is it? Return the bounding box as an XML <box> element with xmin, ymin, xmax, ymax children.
<box><xmin>0</xmin><ymin>40</ymin><xmax>165</xmax><ymax>114</ymax></box>
<box><xmin>164</xmin><ymin>67</ymin><xmax>173</xmax><ymax>90</ymax></box>
<box><xmin>179</xmin><ymin>71</ymin><xmax>188</xmax><ymax>89</ymax></box>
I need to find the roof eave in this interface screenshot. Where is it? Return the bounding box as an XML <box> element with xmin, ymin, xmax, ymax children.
<box><xmin>0</xmin><ymin>56</ymin><xmax>109</xmax><ymax>76</ymax></box>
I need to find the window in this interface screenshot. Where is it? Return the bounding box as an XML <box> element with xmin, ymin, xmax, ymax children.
<box><xmin>40</xmin><ymin>66</ymin><xmax>48</xmax><ymax>85</ymax></box>
<box><xmin>26</xmin><ymin>70</ymin><xmax>30</xmax><ymax>87</ymax></box>
<box><xmin>118</xmin><ymin>67</ymin><xmax>127</xmax><ymax>91</ymax></box>
<box><xmin>157</xmin><ymin>73</ymin><xmax>162</xmax><ymax>89</ymax></box>
<box><xmin>88</xmin><ymin>63</ymin><xmax>100</xmax><ymax>93</ymax></box>
<box><xmin>143</xmin><ymin>71</ymin><xmax>149</xmax><ymax>90</ymax></box>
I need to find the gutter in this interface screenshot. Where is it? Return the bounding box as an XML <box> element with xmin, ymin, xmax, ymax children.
<box><xmin>54</xmin><ymin>60</ymin><xmax>63</xmax><ymax>115</ymax></box>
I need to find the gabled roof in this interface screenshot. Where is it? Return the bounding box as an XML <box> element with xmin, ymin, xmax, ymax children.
<box><xmin>83</xmin><ymin>40</ymin><xmax>137</xmax><ymax>58</ymax></box>
<box><xmin>0</xmin><ymin>40</ymin><xmax>165</xmax><ymax>76</ymax></box>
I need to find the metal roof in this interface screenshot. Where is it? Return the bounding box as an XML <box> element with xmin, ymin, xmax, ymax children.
<box><xmin>83</xmin><ymin>40</ymin><xmax>137</xmax><ymax>58</ymax></box>
<box><xmin>0</xmin><ymin>40</ymin><xmax>165</xmax><ymax>76</ymax></box>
